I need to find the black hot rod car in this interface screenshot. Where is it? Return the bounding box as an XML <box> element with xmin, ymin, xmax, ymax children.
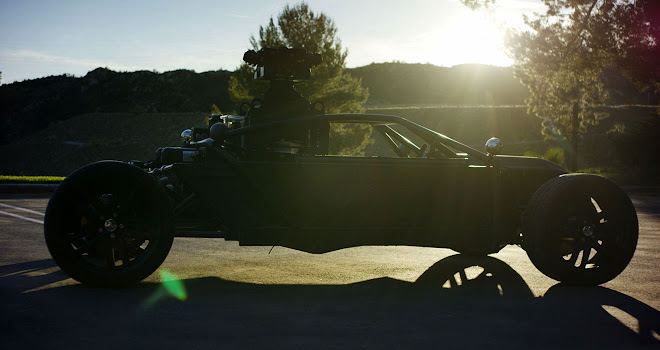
<box><xmin>44</xmin><ymin>48</ymin><xmax>638</xmax><ymax>287</ymax></box>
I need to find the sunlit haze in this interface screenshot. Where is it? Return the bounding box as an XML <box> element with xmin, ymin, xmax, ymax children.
<box><xmin>0</xmin><ymin>0</ymin><xmax>543</xmax><ymax>84</ymax></box>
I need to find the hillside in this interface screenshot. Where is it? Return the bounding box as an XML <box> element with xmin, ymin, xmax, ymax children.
<box><xmin>2</xmin><ymin>105</ymin><xmax>657</xmax><ymax>176</ymax></box>
<box><xmin>1</xmin><ymin>62</ymin><xmax>654</xmax><ymax>147</ymax></box>
<box><xmin>3</xmin><ymin>108</ymin><xmax>540</xmax><ymax>176</ymax></box>
<box><xmin>0</xmin><ymin>68</ymin><xmax>233</xmax><ymax>145</ymax></box>
<box><xmin>348</xmin><ymin>63</ymin><xmax>529</xmax><ymax>106</ymax></box>
<box><xmin>1</xmin><ymin>63</ymin><xmax>534</xmax><ymax>145</ymax></box>
<box><xmin>2</xmin><ymin>112</ymin><xmax>208</xmax><ymax>176</ymax></box>
<box><xmin>347</xmin><ymin>62</ymin><xmax>654</xmax><ymax>107</ymax></box>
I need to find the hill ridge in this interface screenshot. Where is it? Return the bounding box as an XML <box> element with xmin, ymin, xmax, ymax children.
<box><xmin>1</xmin><ymin>62</ymin><xmax>653</xmax><ymax>145</ymax></box>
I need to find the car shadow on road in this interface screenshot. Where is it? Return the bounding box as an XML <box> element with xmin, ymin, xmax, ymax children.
<box><xmin>0</xmin><ymin>258</ymin><xmax>64</xmax><ymax>292</ymax></box>
<box><xmin>1</xmin><ymin>254</ymin><xmax>659</xmax><ymax>349</ymax></box>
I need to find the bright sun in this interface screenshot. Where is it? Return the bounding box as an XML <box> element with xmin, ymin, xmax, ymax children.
<box><xmin>429</xmin><ymin>11</ymin><xmax>511</xmax><ymax>67</ymax></box>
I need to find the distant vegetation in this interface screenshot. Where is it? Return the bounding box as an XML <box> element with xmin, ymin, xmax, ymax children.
<box><xmin>524</xmin><ymin>148</ymin><xmax>565</xmax><ymax>167</ymax></box>
<box><xmin>350</xmin><ymin>63</ymin><xmax>528</xmax><ymax>106</ymax></box>
<box><xmin>1</xmin><ymin>105</ymin><xmax>656</xmax><ymax>183</ymax></box>
<box><xmin>505</xmin><ymin>0</ymin><xmax>658</xmax><ymax>172</ymax></box>
<box><xmin>1</xmin><ymin>112</ymin><xmax>207</xmax><ymax>176</ymax></box>
<box><xmin>2</xmin><ymin>1</ymin><xmax>656</xmax><ymax>184</ymax></box>
<box><xmin>0</xmin><ymin>175</ymin><xmax>65</xmax><ymax>183</ymax></box>
<box><xmin>0</xmin><ymin>68</ymin><xmax>233</xmax><ymax>145</ymax></box>
<box><xmin>0</xmin><ymin>54</ymin><xmax>657</xmax><ymax>184</ymax></box>
<box><xmin>352</xmin><ymin>62</ymin><xmax>653</xmax><ymax>107</ymax></box>
<box><xmin>1</xmin><ymin>61</ymin><xmax>652</xmax><ymax>147</ymax></box>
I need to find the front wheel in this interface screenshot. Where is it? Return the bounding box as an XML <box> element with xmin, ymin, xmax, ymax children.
<box><xmin>45</xmin><ymin>161</ymin><xmax>174</xmax><ymax>287</ymax></box>
<box><xmin>523</xmin><ymin>174</ymin><xmax>638</xmax><ymax>285</ymax></box>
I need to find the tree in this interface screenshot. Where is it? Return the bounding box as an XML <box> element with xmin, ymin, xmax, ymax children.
<box><xmin>460</xmin><ymin>0</ymin><xmax>495</xmax><ymax>11</ymax></box>
<box><xmin>613</xmin><ymin>0</ymin><xmax>660</xmax><ymax>96</ymax></box>
<box><xmin>228</xmin><ymin>2</ymin><xmax>368</xmax><ymax>114</ymax></box>
<box><xmin>228</xmin><ymin>2</ymin><xmax>371</xmax><ymax>155</ymax></box>
<box><xmin>504</xmin><ymin>0</ymin><xmax>656</xmax><ymax>171</ymax></box>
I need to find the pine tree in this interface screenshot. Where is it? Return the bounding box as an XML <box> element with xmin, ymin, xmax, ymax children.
<box><xmin>505</xmin><ymin>0</ymin><xmax>655</xmax><ymax>170</ymax></box>
<box><xmin>228</xmin><ymin>2</ymin><xmax>368</xmax><ymax>114</ymax></box>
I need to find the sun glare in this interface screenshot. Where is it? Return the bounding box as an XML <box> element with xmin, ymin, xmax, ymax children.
<box><xmin>429</xmin><ymin>11</ymin><xmax>511</xmax><ymax>67</ymax></box>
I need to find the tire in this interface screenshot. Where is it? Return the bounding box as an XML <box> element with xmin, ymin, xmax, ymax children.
<box><xmin>523</xmin><ymin>174</ymin><xmax>638</xmax><ymax>285</ymax></box>
<box><xmin>45</xmin><ymin>161</ymin><xmax>174</xmax><ymax>287</ymax></box>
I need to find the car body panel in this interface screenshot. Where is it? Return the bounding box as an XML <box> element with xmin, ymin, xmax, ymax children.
<box><xmin>162</xmin><ymin>113</ymin><xmax>566</xmax><ymax>254</ymax></box>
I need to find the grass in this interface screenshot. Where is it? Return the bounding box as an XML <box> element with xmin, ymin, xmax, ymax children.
<box><xmin>524</xmin><ymin>147</ymin><xmax>566</xmax><ymax>167</ymax></box>
<box><xmin>0</xmin><ymin>175</ymin><xmax>65</xmax><ymax>184</ymax></box>
<box><xmin>577</xmin><ymin>167</ymin><xmax>613</xmax><ymax>175</ymax></box>
<box><xmin>1</xmin><ymin>112</ymin><xmax>207</xmax><ymax>176</ymax></box>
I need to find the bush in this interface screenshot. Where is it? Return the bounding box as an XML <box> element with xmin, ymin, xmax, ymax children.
<box><xmin>608</xmin><ymin>112</ymin><xmax>660</xmax><ymax>167</ymax></box>
<box><xmin>543</xmin><ymin>147</ymin><xmax>565</xmax><ymax>166</ymax></box>
<box><xmin>0</xmin><ymin>175</ymin><xmax>65</xmax><ymax>183</ymax></box>
<box><xmin>522</xmin><ymin>147</ymin><xmax>565</xmax><ymax>167</ymax></box>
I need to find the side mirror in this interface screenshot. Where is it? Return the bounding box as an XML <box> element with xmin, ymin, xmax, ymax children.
<box><xmin>485</xmin><ymin>137</ymin><xmax>503</xmax><ymax>156</ymax></box>
<box><xmin>181</xmin><ymin>129</ymin><xmax>192</xmax><ymax>141</ymax></box>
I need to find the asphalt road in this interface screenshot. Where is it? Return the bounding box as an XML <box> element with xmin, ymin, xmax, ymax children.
<box><xmin>1</xmin><ymin>190</ymin><xmax>659</xmax><ymax>349</ymax></box>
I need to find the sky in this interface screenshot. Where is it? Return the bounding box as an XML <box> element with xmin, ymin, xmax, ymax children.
<box><xmin>0</xmin><ymin>0</ymin><xmax>544</xmax><ymax>84</ymax></box>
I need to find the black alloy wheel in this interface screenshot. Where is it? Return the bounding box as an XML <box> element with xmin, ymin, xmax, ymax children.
<box><xmin>524</xmin><ymin>174</ymin><xmax>638</xmax><ymax>285</ymax></box>
<box><xmin>45</xmin><ymin>161</ymin><xmax>174</xmax><ymax>287</ymax></box>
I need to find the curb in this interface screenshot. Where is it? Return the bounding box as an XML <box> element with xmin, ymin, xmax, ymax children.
<box><xmin>0</xmin><ymin>183</ymin><xmax>59</xmax><ymax>194</ymax></box>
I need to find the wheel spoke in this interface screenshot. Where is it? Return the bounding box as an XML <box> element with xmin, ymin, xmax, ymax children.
<box><xmin>73</xmin><ymin>245</ymin><xmax>87</xmax><ymax>257</ymax></box>
<box><xmin>99</xmin><ymin>194</ymin><xmax>116</xmax><ymax>209</ymax></box>
<box><xmin>114</xmin><ymin>189</ymin><xmax>139</xmax><ymax>215</ymax></box>
<box><xmin>449</xmin><ymin>274</ymin><xmax>459</xmax><ymax>288</ymax></box>
<box><xmin>459</xmin><ymin>270</ymin><xmax>468</xmax><ymax>285</ymax></box>
<box><xmin>65</xmin><ymin>230</ymin><xmax>88</xmax><ymax>243</ymax></box>
<box><xmin>123</xmin><ymin>218</ymin><xmax>157</xmax><ymax>239</ymax></box>
<box><xmin>105</xmin><ymin>241</ymin><xmax>116</xmax><ymax>268</ymax></box>
<box><xmin>585</xmin><ymin>212</ymin><xmax>605</xmax><ymax>230</ymax></box>
<box><xmin>124</xmin><ymin>217</ymin><xmax>152</xmax><ymax>228</ymax></box>
<box><xmin>595</xmin><ymin>220</ymin><xmax>615</xmax><ymax>240</ymax></box>
<box><xmin>473</xmin><ymin>269</ymin><xmax>485</xmax><ymax>282</ymax></box>
<box><xmin>579</xmin><ymin>246</ymin><xmax>591</xmax><ymax>268</ymax></box>
<box><xmin>118</xmin><ymin>238</ymin><xmax>131</xmax><ymax>265</ymax></box>
<box><xmin>74</xmin><ymin>233</ymin><xmax>104</xmax><ymax>256</ymax></box>
<box><xmin>589</xmin><ymin>239</ymin><xmax>602</xmax><ymax>251</ymax></box>
<box><xmin>123</xmin><ymin>227</ymin><xmax>154</xmax><ymax>239</ymax></box>
<box><xmin>130</xmin><ymin>247</ymin><xmax>146</xmax><ymax>259</ymax></box>
<box><xmin>81</xmin><ymin>198</ymin><xmax>106</xmax><ymax>219</ymax></box>
<box><xmin>568</xmin><ymin>244</ymin><xmax>581</xmax><ymax>266</ymax></box>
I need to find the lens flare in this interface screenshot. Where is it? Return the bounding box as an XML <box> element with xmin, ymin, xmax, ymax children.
<box><xmin>159</xmin><ymin>269</ymin><xmax>187</xmax><ymax>301</ymax></box>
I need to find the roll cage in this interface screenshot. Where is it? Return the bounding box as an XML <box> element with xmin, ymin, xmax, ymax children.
<box><xmin>224</xmin><ymin>113</ymin><xmax>489</xmax><ymax>163</ymax></box>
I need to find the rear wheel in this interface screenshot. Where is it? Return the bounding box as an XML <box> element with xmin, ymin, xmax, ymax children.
<box><xmin>45</xmin><ymin>161</ymin><xmax>174</xmax><ymax>287</ymax></box>
<box><xmin>523</xmin><ymin>174</ymin><xmax>638</xmax><ymax>285</ymax></box>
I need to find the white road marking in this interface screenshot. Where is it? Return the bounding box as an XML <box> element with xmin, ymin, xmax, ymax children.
<box><xmin>0</xmin><ymin>202</ymin><xmax>45</xmax><ymax>216</ymax></box>
<box><xmin>0</xmin><ymin>210</ymin><xmax>44</xmax><ymax>225</ymax></box>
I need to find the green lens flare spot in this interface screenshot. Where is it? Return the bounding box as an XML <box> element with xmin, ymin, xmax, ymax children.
<box><xmin>159</xmin><ymin>269</ymin><xmax>187</xmax><ymax>301</ymax></box>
